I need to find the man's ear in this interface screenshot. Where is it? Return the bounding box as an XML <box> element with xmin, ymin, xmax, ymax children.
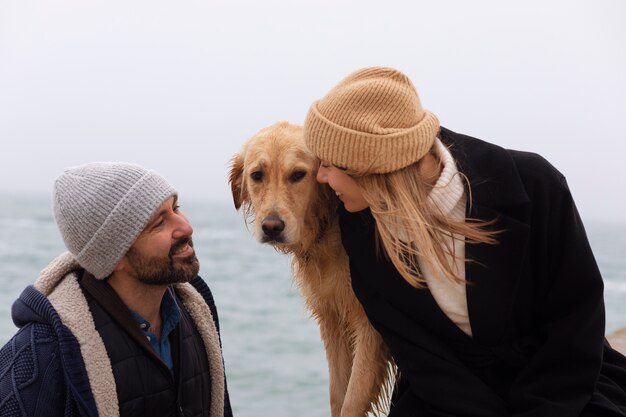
<box><xmin>113</xmin><ymin>254</ymin><xmax>130</xmax><ymax>275</ymax></box>
<box><xmin>228</xmin><ymin>153</ymin><xmax>248</xmax><ymax>210</ymax></box>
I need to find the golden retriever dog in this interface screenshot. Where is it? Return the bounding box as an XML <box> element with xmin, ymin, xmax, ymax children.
<box><xmin>229</xmin><ymin>121</ymin><xmax>394</xmax><ymax>417</ymax></box>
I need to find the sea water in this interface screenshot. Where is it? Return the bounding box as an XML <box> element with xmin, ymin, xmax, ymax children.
<box><xmin>1</xmin><ymin>193</ymin><xmax>625</xmax><ymax>417</ymax></box>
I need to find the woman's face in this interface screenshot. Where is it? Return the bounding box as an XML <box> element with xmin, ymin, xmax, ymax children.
<box><xmin>316</xmin><ymin>161</ymin><xmax>369</xmax><ymax>212</ymax></box>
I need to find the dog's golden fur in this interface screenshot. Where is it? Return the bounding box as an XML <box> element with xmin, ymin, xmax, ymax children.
<box><xmin>229</xmin><ymin>121</ymin><xmax>395</xmax><ymax>417</ymax></box>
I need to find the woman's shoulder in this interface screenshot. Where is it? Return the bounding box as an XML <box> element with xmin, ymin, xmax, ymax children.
<box><xmin>507</xmin><ymin>149</ymin><xmax>565</xmax><ymax>184</ymax></box>
<box><xmin>440</xmin><ymin>126</ymin><xmax>566</xmax><ymax>191</ymax></box>
<box><xmin>505</xmin><ymin>148</ymin><xmax>573</xmax><ymax>207</ymax></box>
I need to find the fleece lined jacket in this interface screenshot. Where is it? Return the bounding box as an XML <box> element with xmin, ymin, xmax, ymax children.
<box><xmin>0</xmin><ymin>252</ymin><xmax>232</xmax><ymax>417</ymax></box>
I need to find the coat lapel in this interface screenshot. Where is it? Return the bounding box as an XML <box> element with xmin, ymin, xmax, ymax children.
<box><xmin>440</xmin><ymin>127</ymin><xmax>531</xmax><ymax>345</ymax></box>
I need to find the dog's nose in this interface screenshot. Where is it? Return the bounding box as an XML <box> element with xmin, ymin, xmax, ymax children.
<box><xmin>261</xmin><ymin>215</ymin><xmax>285</xmax><ymax>238</ymax></box>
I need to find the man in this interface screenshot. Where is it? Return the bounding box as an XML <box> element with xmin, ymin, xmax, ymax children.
<box><xmin>0</xmin><ymin>162</ymin><xmax>232</xmax><ymax>417</ymax></box>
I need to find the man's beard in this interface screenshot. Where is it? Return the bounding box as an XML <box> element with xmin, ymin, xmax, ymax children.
<box><xmin>126</xmin><ymin>237</ymin><xmax>200</xmax><ymax>285</ymax></box>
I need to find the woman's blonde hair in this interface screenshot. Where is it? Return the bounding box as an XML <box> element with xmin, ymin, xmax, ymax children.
<box><xmin>352</xmin><ymin>147</ymin><xmax>499</xmax><ymax>288</ymax></box>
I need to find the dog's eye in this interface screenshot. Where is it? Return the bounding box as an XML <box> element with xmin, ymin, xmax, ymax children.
<box><xmin>289</xmin><ymin>171</ymin><xmax>306</xmax><ymax>183</ymax></box>
<box><xmin>250</xmin><ymin>171</ymin><xmax>264</xmax><ymax>182</ymax></box>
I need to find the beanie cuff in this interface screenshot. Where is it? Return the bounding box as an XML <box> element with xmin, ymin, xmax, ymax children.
<box><xmin>304</xmin><ymin>101</ymin><xmax>440</xmax><ymax>174</ymax></box>
<box><xmin>75</xmin><ymin>171</ymin><xmax>176</xmax><ymax>279</ymax></box>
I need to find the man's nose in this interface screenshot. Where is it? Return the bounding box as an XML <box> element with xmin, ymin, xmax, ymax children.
<box><xmin>173</xmin><ymin>213</ymin><xmax>193</xmax><ymax>238</ymax></box>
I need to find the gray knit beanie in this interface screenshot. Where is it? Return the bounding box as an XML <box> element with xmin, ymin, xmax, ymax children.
<box><xmin>53</xmin><ymin>162</ymin><xmax>177</xmax><ymax>279</ymax></box>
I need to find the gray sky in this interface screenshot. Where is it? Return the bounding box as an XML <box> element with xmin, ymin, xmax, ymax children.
<box><xmin>1</xmin><ymin>0</ymin><xmax>625</xmax><ymax>223</ymax></box>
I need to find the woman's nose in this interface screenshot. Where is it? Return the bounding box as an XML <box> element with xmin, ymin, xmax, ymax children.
<box><xmin>316</xmin><ymin>165</ymin><xmax>328</xmax><ymax>184</ymax></box>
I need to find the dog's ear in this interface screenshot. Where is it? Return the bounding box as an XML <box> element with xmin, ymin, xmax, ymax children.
<box><xmin>313</xmin><ymin>172</ymin><xmax>340</xmax><ymax>237</ymax></box>
<box><xmin>228</xmin><ymin>153</ymin><xmax>248</xmax><ymax>210</ymax></box>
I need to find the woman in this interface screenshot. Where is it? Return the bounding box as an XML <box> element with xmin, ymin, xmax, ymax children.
<box><xmin>303</xmin><ymin>66</ymin><xmax>626</xmax><ymax>416</ymax></box>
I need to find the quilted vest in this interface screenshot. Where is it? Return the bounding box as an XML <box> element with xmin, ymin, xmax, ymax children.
<box><xmin>80</xmin><ymin>275</ymin><xmax>213</xmax><ymax>417</ymax></box>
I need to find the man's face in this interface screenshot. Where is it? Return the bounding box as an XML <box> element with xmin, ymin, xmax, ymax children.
<box><xmin>124</xmin><ymin>195</ymin><xmax>199</xmax><ymax>285</ymax></box>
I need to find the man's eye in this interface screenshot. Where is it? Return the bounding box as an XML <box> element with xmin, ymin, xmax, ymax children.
<box><xmin>250</xmin><ymin>171</ymin><xmax>264</xmax><ymax>182</ymax></box>
<box><xmin>153</xmin><ymin>219</ymin><xmax>164</xmax><ymax>229</ymax></box>
<box><xmin>173</xmin><ymin>205</ymin><xmax>180</xmax><ymax>212</ymax></box>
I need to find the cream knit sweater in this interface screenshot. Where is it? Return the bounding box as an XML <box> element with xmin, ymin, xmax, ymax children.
<box><xmin>419</xmin><ymin>138</ymin><xmax>472</xmax><ymax>336</ymax></box>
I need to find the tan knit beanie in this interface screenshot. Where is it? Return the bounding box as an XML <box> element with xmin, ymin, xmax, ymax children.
<box><xmin>304</xmin><ymin>67</ymin><xmax>440</xmax><ymax>174</ymax></box>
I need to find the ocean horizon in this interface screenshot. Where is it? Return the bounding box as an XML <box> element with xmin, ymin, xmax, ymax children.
<box><xmin>1</xmin><ymin>192</ymin><xmax>625</xmax><ymax>417</ymax></box>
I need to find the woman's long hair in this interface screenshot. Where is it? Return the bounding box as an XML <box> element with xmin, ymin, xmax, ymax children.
<box><xmin>352</xmin><ymin>147</ymin><xmax>499</xmax><ymax>288</ymax></box>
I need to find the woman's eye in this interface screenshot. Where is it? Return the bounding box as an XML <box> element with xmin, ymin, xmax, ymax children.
<box><xmin>250</xmin><ymin>171</ymin><xmax>264</xmax><ymax>182</ymax></box>
<box><xmin>290</xmin><ymin>171</ymin><xmax>306</xmax><ymax>183</ymax></box>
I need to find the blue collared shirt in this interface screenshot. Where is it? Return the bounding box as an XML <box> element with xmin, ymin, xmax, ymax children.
<box><xmin>129</xmin><ymin>287</ymin><xmax>182</xmax><ymax>369</ymax></box>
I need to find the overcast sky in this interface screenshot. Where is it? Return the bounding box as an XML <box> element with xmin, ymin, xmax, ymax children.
<box><xmin>1</xmin><ymin>0</ymin><xmax>625</xmax><ymax>223</ymax></box>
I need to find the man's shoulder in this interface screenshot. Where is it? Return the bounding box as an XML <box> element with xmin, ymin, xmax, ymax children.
<box><xmin>1</xmin><ymin>321</ymin><xmax>59</xmax><ymax>376</ymax></box>
<box><xmin>0</xmin><ymin>322</ymin><xmax>67</xmax><ymax>417</ymax></box>
<box><xmin>2</xmin><ymin>321</ymin><xmax>58</xmax><ymax>349</ymax></box>
<box><xmin>183</xmin><ymin>276</ymin><xmax>221</xmax><ymax>331</ymax></box>
<box><xmin>188</xmin><ymin>276</ymin><xmax>215</xmax><ymax>305</ymax></box>
<box><xmin>6</xmin><ymin>281</ymin><xmax>89</xmax><ymax>375</ymax></box>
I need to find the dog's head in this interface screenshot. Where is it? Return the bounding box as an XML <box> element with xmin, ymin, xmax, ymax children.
<box><xmin>229</xmin><ymin>121</ymin><xmax>336</xmax><ymax>252</ymax></box>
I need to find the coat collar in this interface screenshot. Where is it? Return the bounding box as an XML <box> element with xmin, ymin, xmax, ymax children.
<box><xmin>439</xmin><ymin>127</ymin><xmax>530</xmax><ymax>211</ymax></box>
<box><xmin>439</xmin><ymin>127</ymin><xmax>531</xmax><ymax>345</ymax></box>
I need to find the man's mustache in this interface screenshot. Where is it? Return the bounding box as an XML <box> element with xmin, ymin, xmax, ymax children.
<box><xmin>169</xmin><ymin>237</ymin><xmax>194</xmax><ymax>257</ymax></box>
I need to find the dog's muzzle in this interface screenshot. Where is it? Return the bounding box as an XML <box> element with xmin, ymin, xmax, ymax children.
<box><xmin>261</xmin><ymin>214</ymin><xmax>286</xmax><ymax>242</ymax></box>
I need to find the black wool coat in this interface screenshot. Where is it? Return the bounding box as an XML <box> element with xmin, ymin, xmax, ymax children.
<box><xmin>338</xmin><ymin>127</ymin><xmax>626</xmax><ymax>416</ymax></box>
